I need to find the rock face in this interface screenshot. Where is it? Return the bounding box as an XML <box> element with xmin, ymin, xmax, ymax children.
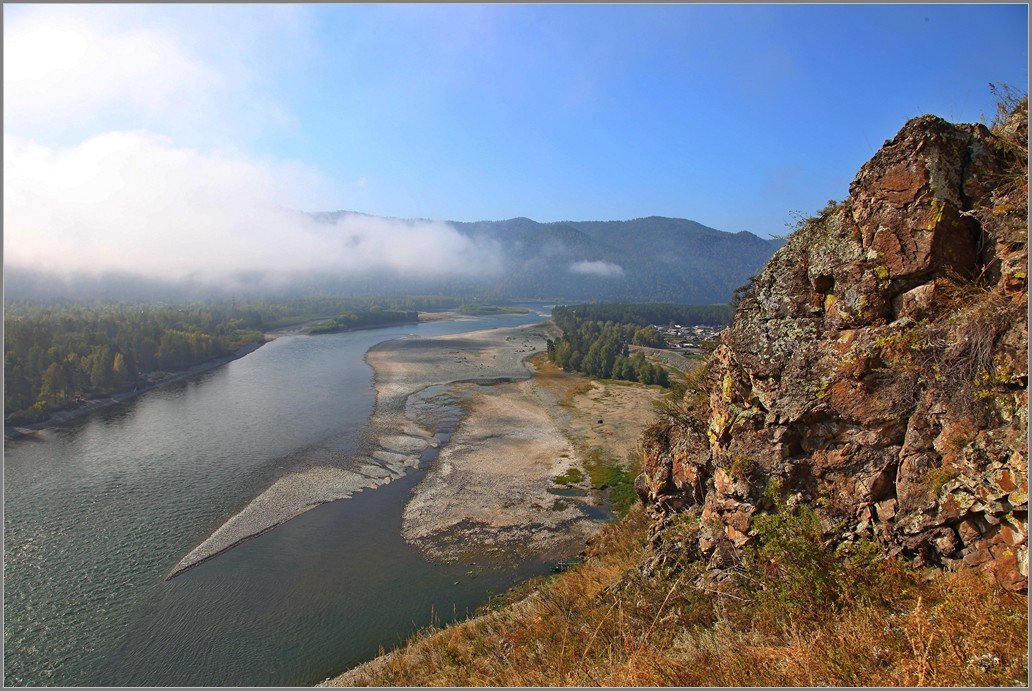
<box><xmin>639</xmin><ymin>105</ymin><xmax>1028</xmax><ymax>591</ymax></box>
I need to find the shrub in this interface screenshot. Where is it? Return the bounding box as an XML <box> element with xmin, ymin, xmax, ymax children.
<box><xmin>742</xmin><ymin>491</ymin><xmax>917</xmax><ymax>628</ymax></box>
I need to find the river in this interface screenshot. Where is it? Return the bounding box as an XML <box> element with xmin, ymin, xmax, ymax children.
<box><xmin>3</xmin><ymin>308</ymin><xmax>553</xmax><ymax>686</ymax></box>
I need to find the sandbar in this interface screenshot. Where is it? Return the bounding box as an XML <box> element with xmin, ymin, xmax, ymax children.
<box><xmin>167</xmin><ymin>323</ymin><xmax>550</xmax><ymax>578</ymax></box>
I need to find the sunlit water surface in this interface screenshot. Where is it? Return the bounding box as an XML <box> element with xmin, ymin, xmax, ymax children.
<box><xmin>4</xmin><ymin>309</ymin><xmax>554</xmax><ymax>686</ymax></box>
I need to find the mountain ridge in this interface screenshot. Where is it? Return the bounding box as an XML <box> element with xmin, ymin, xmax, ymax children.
<box><xmin>5</xmin><ymin>212</ymin><xmax>783</xmax><ymax>305</ymax></box>
<box><xmin>314</xmin><ymin>211</ymin><xmax>784</xmax><ymax>304</ymax></box>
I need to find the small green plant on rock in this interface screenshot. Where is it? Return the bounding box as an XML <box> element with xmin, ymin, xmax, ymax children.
<box><xmin>730</xmin><ymin>455</ymin><xmax>761</xmax><ymax>482</ymax></box>
<box><xmin>925</xmin><ymin>464</ymin><xmax>959</xmax><ymax>496</ymax></box>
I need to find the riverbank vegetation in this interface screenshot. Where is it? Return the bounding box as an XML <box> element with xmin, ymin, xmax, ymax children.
<box><xmin>4</xmin><ymin>304</ymin><xmax>266</xmax><ymax>423</ymax></box>
<box><xmin>547</xmin><ymin>309</ymin><xmax>662</xmax><ymax>386</ymax></box>
<box><xmin>306</xmin><ymin>310</ymin><xmax>418</xmax><ymax>335</ymax></box>
<box><xmin>545</xmin><ymin>303</ymin><xmax>731</xmax><ymax>386</ymax></box>
<box><xmin>456</xmin><ymin>304</ymin><xmax>530</xmax><ymax>316</ymax></box>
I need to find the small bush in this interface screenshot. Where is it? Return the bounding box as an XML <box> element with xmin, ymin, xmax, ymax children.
<box><xmin>730</xmin><ymin>455</ymin><xmax>761</xmax><ymax>482</ymax></box>
<box><xmin>741</xmin><ymin>494</ymin><xmax>917</xmax><ymax>629</ymax></box>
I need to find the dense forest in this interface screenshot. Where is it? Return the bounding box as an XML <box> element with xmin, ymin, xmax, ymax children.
<box><xmin>4</xmin><ymin>304</ymin><xmax>258</xmax><ymax>423</ymax></box>
<box><xmin>2</xmin><ymin>296</ymin><xmax>478</xmax><ymax>424</ymax></box>
<box><xmin>547</xmin><ymin>321</ymin><xmax>669</xmax><ymax>386</ymax></box>
<box><xmin>546</xmin><ymin>303</ymin><xmax>731</xmax><ymax>386</ymax></box>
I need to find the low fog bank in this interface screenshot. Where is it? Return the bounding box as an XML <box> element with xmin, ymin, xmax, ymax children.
<box><xmin>1</xmin><ymin>265</ymin><xmax>500</xmax><ymax>305</ymax></box>
<box><xmin>4</xmin><ymin>132</ymin><xmax>782</xmax><ymax>305</ymax></box>
<box><xmin>3</xmin><ymin>132</ymin><xmax>504</xmax><ymax>284</ymax></box>
<box><xmin>4</xmin><ymin>212</ymin><xmax>783</xmax><ymax>305</ymax></box>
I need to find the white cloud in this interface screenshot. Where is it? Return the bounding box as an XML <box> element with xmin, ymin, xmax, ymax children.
<box><xmin>3</xmin><ymin>5</ymin><xmax>304</xmax><ymax>146</ymax></box>
<box><xmin>3</xmin><ymin>132</ymin><xmax>502</xmax><ymax>280</ymax></box>
<box><xmin>568</xmin><ymin>260</ymin><xmax>625</xmax><ymax>278</ymax></box>
<box><xmin>3</xmin><ymin>6</ymin><xmax>505</xmax><ymax>285</ymax></box>
<box><xmin>3</xmin><ymin>11</ymin><xmax>220</xmax><ymax>140</ymax></box>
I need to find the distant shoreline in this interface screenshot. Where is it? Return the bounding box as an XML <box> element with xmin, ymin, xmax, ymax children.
<box><xmin>2</xmin><ymin>310</ymin><xmax>462</xmax><ymax>441</ymax></box>
<box><xmin>3</xmin><ymin>340</ymin><xmax>266</xmax><ymax>441</ymax></box>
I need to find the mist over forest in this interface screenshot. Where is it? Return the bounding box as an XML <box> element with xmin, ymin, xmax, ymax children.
<box><xmin>5</xmin><ymin>212</ymin><xmax>782</xmax><ymax>305</ymax></box>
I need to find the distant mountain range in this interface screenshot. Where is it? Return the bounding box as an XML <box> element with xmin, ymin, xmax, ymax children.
<box><xmin>313</xmin><ymin>212</ymin><xmax>784</xmax><ymax>304</ymax></box>
<box><xmin>5</xmin><ymin>213</ymin><xmax>783</xmax><ymax>304</ymax></box>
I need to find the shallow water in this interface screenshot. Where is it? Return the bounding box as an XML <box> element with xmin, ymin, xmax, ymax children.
<box><xmin>3</xmin><ymin>308</ymin><xmax>552</xmax><ymax>686</ymax></box>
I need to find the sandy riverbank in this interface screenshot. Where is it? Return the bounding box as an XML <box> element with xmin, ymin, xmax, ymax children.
<box><xmin>167</xmin><ymin>323</ymin><xmax>552</xmax><ymax>578</ymax></box>
<box><xmin>401</xmin><ymin>377</ymin><xmax>597</xmax><ymax>562</ymax></box>
<box><xmin>169</xmin><ymin>320</ymin><xmax>664</xmax><ymax>581</ymax></box>
<box><xmin>320</xmin><ymin>353</ymin><xmax>666</xmax><ymax>687</ymax></box>
<box><xmin>398</xmin><ymin>355</ymin><xmax>667</xmax><ymax>562</ymax></box>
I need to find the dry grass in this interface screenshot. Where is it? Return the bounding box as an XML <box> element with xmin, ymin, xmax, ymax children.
<box><xmin>657</xmin><ymin>358</ymin><xmax>711</xmax><ymax>428</ymax></box>
<box><xmin>529</xmin><ymin>352</ymin><xmax>593</xmax><ymax>407</ymax></box>
<box><xmin>331</xmin><ymin>506</ymin><xmax>1028</xmax><ymax>687</ymax></box>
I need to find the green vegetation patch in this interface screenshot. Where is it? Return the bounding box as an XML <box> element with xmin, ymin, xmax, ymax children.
<box><xmin>544</xmin><ymin>303</ymin><xmax>732</xmax><ymax>387</ymax></box>
<box><xmin>307</xmin><ymin>310</ymin><xmax>418</xmax><ymax>335</ymax></box>
<box><xmin>553</xmin><ymin>467</ymin><xmax>585</xmax><ymax>485</ymax></box>
<box><xmin>582</xmin><ymin>447</ymin><xmax>641</xmax><ymax>517</ymax></box>
<box><xmin>456</xmin><ymin>304</ymin><xmax>530</xmax><ymax>316</ymax></box>
<box><xmin>925</xmin><ymin>465</ymin><xmax>959</xmax><ymax>496</ymax></box>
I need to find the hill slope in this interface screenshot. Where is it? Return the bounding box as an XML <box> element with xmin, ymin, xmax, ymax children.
<box><xmin>315</xmin><ymin>213</ymin><xmax>783</xmax><ymax>303</ymax></box>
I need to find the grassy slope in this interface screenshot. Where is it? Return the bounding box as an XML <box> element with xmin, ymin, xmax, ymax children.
<box><xmin>328</xmin><ymin>504</ymin><xmax>1027</xmax><ymax>687</ymax></box>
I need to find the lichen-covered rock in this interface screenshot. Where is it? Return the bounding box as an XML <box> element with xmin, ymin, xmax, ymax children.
<box><xmin>639</xmin><ymin>104</ymin><xmax>1028</xmax><ymax>591</ymax></box>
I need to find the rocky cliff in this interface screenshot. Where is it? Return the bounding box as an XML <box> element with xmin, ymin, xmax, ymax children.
<box><xmin>638</xmin><ymin>104</ymin><xmax>1028</xmax><ymax>591</ymax></box>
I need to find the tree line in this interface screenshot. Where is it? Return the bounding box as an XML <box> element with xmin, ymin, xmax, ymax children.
<box><xmin>545</xmin><ymin>303</ymin><xmax>731</xmax><ymax>387</ymax></box>
<box><xmin>2</xmin><ymin>295</ymin><xmax>486</xmax><ymax>424</ymax></box>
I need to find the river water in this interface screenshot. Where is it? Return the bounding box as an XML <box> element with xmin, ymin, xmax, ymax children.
<box><xmin>3</xmin><ymin>309</ymin><xmax>553</xmax><ymax>686</ymax></box>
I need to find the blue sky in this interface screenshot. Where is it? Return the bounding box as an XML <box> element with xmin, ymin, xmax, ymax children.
<box><xmin>291</xmin><ymin>3</ymin><xmax>1029</xmax><ymax>234</ymax></box>
<box><xmin>4</xmin><ymin>3</ymin><xmax>1028</xmax><ymax>276</ymax></box>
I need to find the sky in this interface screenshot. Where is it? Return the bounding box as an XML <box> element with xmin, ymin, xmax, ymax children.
<box><xmin>3</xmin><ymin>3</ymin><xmax>1028</xmax><ymax>279</ymax></box>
